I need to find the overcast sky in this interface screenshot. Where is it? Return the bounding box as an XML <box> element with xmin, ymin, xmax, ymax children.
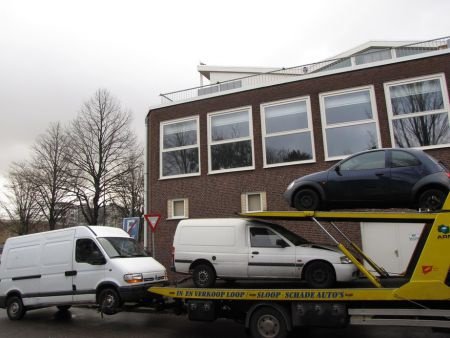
<box><xmin>0</xmin><ymin>0</ymin><xmax>449</xmax><ymax>201</ymax></box>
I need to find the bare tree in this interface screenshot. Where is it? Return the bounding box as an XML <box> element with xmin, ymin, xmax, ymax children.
<box><xmin>113</xmin><ymin>145</ymin><xmax>144</xmax><ymax>218</ymax></box>
<box><xmin>0</xmin><ymin>162</ymin><xmax>41</xmax><ymax>235</ymax></box>
<box><xmin>67</xmin><ymin>89</ymin><xmax>137</xmax><ymax>225</ymax></box>
<box><xmin>30</xmin><ymin>122</ymin><xmax>75</xmax><ymax>230</ymax></box>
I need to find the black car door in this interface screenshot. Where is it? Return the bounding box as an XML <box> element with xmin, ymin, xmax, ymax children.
<box><xmin>388</xmin><ymin>149</ymin><xmax>424</xmax><ymax>203</ymax></box>
<box><xmin>326</xmin><ymin>150</ymin><xmax>392</xmax><ymax>204</ymax></box>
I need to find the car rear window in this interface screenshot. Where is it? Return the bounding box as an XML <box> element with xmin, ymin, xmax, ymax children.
<box><xmin>391</xmin><ymin>151</ymin><xmax>421</xmax><ymax>168</ymax></box>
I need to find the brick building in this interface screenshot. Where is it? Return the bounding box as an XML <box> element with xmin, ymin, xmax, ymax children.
<box><xmin>146</xmin><ymin>37</ymin><xmax>450</xmax><ymax>274</ymax></box>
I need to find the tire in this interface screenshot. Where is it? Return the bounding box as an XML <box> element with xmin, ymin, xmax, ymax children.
<box><xmin>293</xmin><ymin>189</ymin><xmax>320</xmax><ymax>211</ymax></box>
<box><xmin>418</xmin><ymin>188</ymin><xmax>446</xmax><ymax>211</ymax></box>
<box><xmin>57</xmin><ymin>305</ymin><xmax>72</xmax><ymax>311</ymax></box>
<box><xmin>250</xmin><ymin>306</ymin><xmax>287</xmax><ymax>338</ymax></box>
<box><xmin>98</xmin><ymin>288</ymin><xmax>122</xmax><ymax>315</ymax></box>
<box><xmin>192</xmin><ymin>264</ymin><xmax>216</xmax><ymax>288</ymax></box>
<box><xmin>6</xmin><ymin>296</ymin><xmax>26</xmax><ymax>320</ymax></box>
<box><xmin>304</xmin><ymin>261</ymin><xmax>336</xmax><ymax>289</ymax></box>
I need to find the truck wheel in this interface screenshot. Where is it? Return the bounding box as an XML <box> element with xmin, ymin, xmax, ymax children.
<box><xmin>193</xmin><ymin>264</ymin><xmax>216</xmax><ymax>288</ymax></box>
<box><xmin>305</xmin><ymin>261</ymin><xmax>336</xmax><ymax>288</ymax></box>
<box><xmin>250</xmin><ymin>306</ymin><xmax>287</xmax><ymax>338</ymax></box>
<box><xmin>293</xmin><ymin>189</ymin><xmax>320</xmax><ymax>211</ymax></box>
<box><xmin>57</xmin><ymin>305</ymin><xmax>72</xmax><ymax>311</ymax></box>
<box><xmin>6</xmin><ymin>296</ymin><xmax>26</xmax><ymax>320</ymax></box>
<box><xmin>98</xmin><ymin>288</ymin><xmax>121</xmax><ymax>315</ymax></box>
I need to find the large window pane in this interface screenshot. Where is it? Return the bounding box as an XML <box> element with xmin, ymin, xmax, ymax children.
<box><xmin>265</xmin><ymin>133</ymin><xmax>313</xmax><ymax>165</ymax></box>
<box><xmin>392</xmin><ymin>113</ymin><xmax>450</xmax><ymax>148</ymax></box>
<box><xmin>162</xmin><ymin>148</ymin><xmax>199</xmax><ymax>177</ymax></box>
<box><xmin>211</xmin><ymin>140</ymin><xmax>252</xmax><ymax>170</ymax></box>
<box><xmin>163</xmin><ymin>120</ymin><xmax>197</xmax><ymax>149</ymax></box>
<box><xmin>326</xmin><ymin>123</ymin><xmax>378</xmax><ymax>158</ymax></box>
<box><xmin>324</xmin><ymin>91</ymin><xmax>373</xmax><ymax>124</ymax></box>
<box><xmin>265</xmin><ymin>101</ymin><xmax>308</xmax><ymax>133</ymax></box>
<box><xmin>389</xmin><ymin>79</ymin><xmax>444</xmax><ymax>115</ymax></box>
<box><xmin>211</xmin><ymin>110</ymin><xmax>249</xmax><ymax>141</ymax></box>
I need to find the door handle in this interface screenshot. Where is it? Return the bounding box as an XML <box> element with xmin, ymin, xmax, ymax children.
<box><xmin>251</xmin><ymin>251</ymin><xmax>259</xmax><ymax>255</ymax></box>
<box><xmin>375</xmin><ymin>172</ymin><xmax>385</xmax><ymax>177</ymax></box>
<box><xmin>65</xmin><ymin>270</ymin><xmax>77</xmax><ymax>276</ymax></box>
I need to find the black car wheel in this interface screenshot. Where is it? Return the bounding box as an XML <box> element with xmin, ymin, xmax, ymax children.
<box><xmin>293</xmin><ymin>189</ymin><xmax>320</xmax><ymax>210</ymax></box>
<box><xmin>304</xmin><ymin>261</ymin><xmax>336</xmax><ymax>288</ymax></box>
<box><xmin>6</xmin><ymin>296</ymin><xmax>26</xmax><ymax>320</ymax></box>
<box><xmin>98</xmin><ymin>288</ymin><xmax>122</xmax><ymax>315</ymax></box>
<box><xmin>418</xmin><ymin>188</ymin><xmax>446</xmax><ymax>211</ymax></box>
<box><xmin>192</xmin><ymin>264</ymin><xmax>216</xmax><ymax>288</ymax></box>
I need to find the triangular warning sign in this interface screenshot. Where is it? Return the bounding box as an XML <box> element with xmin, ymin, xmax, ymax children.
<box><xmin>144</xmin><ymin>214</ymin><xmax>161</xmax><ymax>232</ymax></box>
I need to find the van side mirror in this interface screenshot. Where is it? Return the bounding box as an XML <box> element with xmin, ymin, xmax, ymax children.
<box><xmin>276</xmin><ymin>239</ymin><xmax>289</xmax><ymax>248</ymax></box>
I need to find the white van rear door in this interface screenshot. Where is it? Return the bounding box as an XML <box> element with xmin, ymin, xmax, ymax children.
<box><xmin>40</xmin><ymin>230</ymin><xmax>76</xmax><ymax>304</ymax></box>
<box><xmin>247</xmin><ymin>226</ymin><xmax>296</xmax><ymax>278</ymax></box>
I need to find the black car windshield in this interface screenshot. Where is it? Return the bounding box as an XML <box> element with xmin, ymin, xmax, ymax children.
<box><xmin>252</xmin><ymin>221</ymin><xmax>309</xmax><ymax>246</ymax></box>
<box><xmin>97</xmin><ymin>237</ymin><xmax>148</xmax><ymax>258</ymax></box>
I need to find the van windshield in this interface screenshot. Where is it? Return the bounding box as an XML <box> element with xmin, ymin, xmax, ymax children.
<box><xmin>97</xmin><ymin>237</ymin><xmax>148</xmax><ymax>258</ymax></box>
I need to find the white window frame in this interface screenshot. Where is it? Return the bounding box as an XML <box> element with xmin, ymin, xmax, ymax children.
<box><xmin>261</xmin><ymin>96</ymin><xmax>315</xmax><ymax>168</ymax></box>
<box><xmin>160</xmin><ymin>116</ymin><xmax>200</xmax><ymax>179</ymax></box>
<box><xmin>319</xmin><ymin>85</ymin><xmax>381</xmax><ymax>161</ymax></box>
<box><xmin>207</xmin><ymin>106</ymin><xmax>255</xmax><ymax>174</ymax></box>
<box><xmin>167</xmin><ymin>198</ymin><xmax>188</xmax><ymax>220</ymax></box>
<box><xmin>242</xmin><ymin>192</ymin><xmax>266</xmax><ymax>213</ymax></box>
<box><xmin>384</xmin><ymin>73</ymin><xmax>450</xmax><ymax>150</ymax></box>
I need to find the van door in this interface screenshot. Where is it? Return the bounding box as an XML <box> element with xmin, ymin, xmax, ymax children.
<box><xmin>39</xmin><ymin>230</ymin><xmax>76</xmax><ymax>305</ymax></box>
<box><xmin>72</xmin><ymin>238</ymin><xmax>106</xmax><ymax>303</ymax></box>
<box><xmin>247</xmin><ymin>226</ymin><xmax>296</xmax><ymax>278</ymax></box>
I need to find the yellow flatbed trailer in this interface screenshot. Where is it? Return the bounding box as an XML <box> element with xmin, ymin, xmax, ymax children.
<box><xmin>150</xmin><ymin>204</ymin><xmax>450</xmax><ymax>338</ymax></box>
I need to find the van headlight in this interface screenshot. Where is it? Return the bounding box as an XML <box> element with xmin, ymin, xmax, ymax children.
<box><xmin>124</xmin><ymin>273</ymin><xmax>143</xmax><ymax>284</ymax></box>
<box><xmin>340</xmin><ymin>256</ymin><xmax>352</xmax><ymax>264</ymax></box>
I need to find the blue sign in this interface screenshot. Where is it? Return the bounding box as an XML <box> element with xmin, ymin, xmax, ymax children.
<box><xmin>122</xmin><ymin>217</ymin><xmax>140</xmax><ymax>240</ymax></box>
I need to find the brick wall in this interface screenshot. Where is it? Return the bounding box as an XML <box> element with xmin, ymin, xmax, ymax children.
<box><xmin>147</xmin><ymin>54</ymin><xmax>450</xmax><ymax>276</ymax></box>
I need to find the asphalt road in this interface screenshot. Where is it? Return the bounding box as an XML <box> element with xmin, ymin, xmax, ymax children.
<box><xmin>0</xmin><ymin>306</ymin><xmax>448</xmax><ymax>338</ymax></box>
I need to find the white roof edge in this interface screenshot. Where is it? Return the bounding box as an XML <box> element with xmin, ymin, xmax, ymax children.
<box><xmin>327</xmin><ymin>40</ymin><xmax>420</xmax><ymax>60</ymax></box>
<box><xmin>198</xmin><ymin>65</ymin><xmax>281</xmax><ymax>79</ymax></box>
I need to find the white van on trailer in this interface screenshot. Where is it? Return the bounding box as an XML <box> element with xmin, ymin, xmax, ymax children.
<box><xmin>172</xmin><ymin>218</ymin><xmax>357</xmax><ymax>288</ymax></box>
<box><xmin>0</xmin><ymin>225</ymin><xmax>167</xmax><ymax>320</ymax></box>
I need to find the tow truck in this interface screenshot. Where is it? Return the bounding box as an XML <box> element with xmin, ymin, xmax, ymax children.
<box><xmin>149</xmin><ymin>197</ymin><xmax>450</xmax><ymax>338</ymax></box>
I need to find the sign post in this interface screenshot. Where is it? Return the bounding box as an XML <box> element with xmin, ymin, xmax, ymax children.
<box><xmin>144</xmin><ymin>214</ymin><xmax>161</xmax><ymax>257</ymax></box>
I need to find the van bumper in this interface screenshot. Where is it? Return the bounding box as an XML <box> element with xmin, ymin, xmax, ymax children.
<box><xmin>119</xmin><ymin>281</ymin><xmax>169</xmax><ymax>303</ymax></box>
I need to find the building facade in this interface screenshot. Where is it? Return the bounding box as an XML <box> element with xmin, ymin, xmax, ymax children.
<box><xmin>146</xmin><ymin>38</ymin><xmax>450</xmax><ymax>273</ymax></box>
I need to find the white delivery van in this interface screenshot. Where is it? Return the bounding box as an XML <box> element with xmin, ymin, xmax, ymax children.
<box><xmin>172</xmin><ymin>218</ymin><xmax>357</xmax><ymax>288</ymax></box>
<box><xmin>0</xmin><ymin>226</ymin><xmax>167</xmax><ymax>320</ymax></box>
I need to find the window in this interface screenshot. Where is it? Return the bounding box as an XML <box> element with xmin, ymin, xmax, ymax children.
<box><xmin>320</xmin><ymin>86</ymin><xmax>380</xmax><ymax>160</ymax></box>
<box><xmin>168</xmin><ymin>198</ymin><xmax>188</xmax><ymax>219</ymax></box>
<box><xmin>160</xmin><ymin>117</ymin><xmax>200</xmax><ymax>178</ymax></box>
<box><xmin>385</xmin><ymin>74</ymin><xmax>450</xmax><ymax>149</ymax></box>
<box><xmin>249</xmin><ymin>227</ymin><xmax>285</xmax><ymax>248</ymax></box>
<box><xmin>75</xmin><ymin>239</ymin><xmax>104</xmax><ymax>264</ymax></box>
<box><xmin>208</xmin><ymin>107</ymin><xmax>254</xmax><ymax>173</ymax></box>
<box><xmin>242</xmin><ymin>192</ymin><xmax>267</xmax><ymax>213</ymax></box>
<box><xmin>354</xmin><ymin>48</ymin><xmax>392</xmax><ymax>65</ymax></box>
<box><xmin>261</xmin><ymin>97</ymin><xmax>315</xmax><ymax>167</ymax></box>
<box><xmin>339</xmin><ymin>151</ymin><xmax>386</xmax><ymax>171</ymax></box>
<box><xmin>391</xmin><ymin>150</ymin><xmax>421</xmax><ymax>168</ymax></box>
